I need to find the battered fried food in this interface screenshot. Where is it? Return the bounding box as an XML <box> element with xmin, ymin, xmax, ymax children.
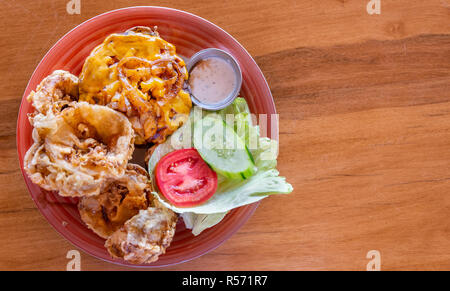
<box><xmin>78</xmin><ymin>164</ymin><xmax>151</xmax><ymax>238</ymax></box>
<box><xmin>27</xmin><ymin>70</ymin><xmax>79</xmax><ymax>117</ymax></box>
<box><xmin>23</xmin><ymin>27</ymin><xmax>191</xmax><ymax>264</ymax></box>
<box><xmin>24</xmin><ymin>101</ymin><xmax>134</xmax><ymax>197</ymax></box>
<box><xmin>79</xmin><ymin>26</ymin><xmax>192</xmax><ymax>145</ymax></box>
<box><xmin>105</xmin><ymin>201</ymin><xmax>178</xmax><ymax>264</ymax></box>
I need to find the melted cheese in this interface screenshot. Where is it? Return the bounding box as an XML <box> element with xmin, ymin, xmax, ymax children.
<box><xmin>79</xmin><ymin>29</ymin><xmax>192</xmax><ymax>144</ymax></box>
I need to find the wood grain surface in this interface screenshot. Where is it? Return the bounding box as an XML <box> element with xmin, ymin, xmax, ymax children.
<box><xmin>1</xmin><ymin>0</ymin><xmax>450</xmax><ymax>271</ymax></box>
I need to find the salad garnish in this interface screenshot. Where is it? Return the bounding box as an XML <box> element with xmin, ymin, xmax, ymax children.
<box><xmin>149</xmin><ymin>98</ymin><xmax>293</xmax><ymax>235</ymax></box>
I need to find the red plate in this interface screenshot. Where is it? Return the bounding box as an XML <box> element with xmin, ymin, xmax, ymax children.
<box><xmin>16</xmin><ymin>6</ymin><xmax>278</xmax><ymax>267</ymax></box>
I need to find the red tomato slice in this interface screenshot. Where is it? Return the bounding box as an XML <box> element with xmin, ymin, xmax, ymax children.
<box><xmin>155</xmin><ymin>148</ymin><xmax>218</xmax><ymax>207</ymax></box>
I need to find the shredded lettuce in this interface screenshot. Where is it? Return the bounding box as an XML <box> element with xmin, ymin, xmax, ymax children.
<box><xmin>148</xmin><ymin>98</ymin><xmax>293</xmax><ymax>235</ymax></box>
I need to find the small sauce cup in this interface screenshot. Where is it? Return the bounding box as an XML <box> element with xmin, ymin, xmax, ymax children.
<box><xmin>186</xmin><ymin>48</ymin><xmax>242</xmax><ymax>111</ymax></box>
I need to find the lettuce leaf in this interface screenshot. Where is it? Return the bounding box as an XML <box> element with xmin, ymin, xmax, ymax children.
<box><xmin>181</xmin><ymin>212</ymin><xmax>228</xmax><ymax>236</ymax></box>
<box><xmin>153</xmin><ymin>168</ymin><xmax>292</xmax><ymax>214</ymax></box>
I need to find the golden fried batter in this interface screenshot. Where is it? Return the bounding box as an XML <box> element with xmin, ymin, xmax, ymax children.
<box><xmin>79</xmin><ymin>26</ymin><xmax>192</xmax><ymax>145</ymax></box>
<box><xmin>78</xmin><ymin>164</ymin><xmax>151</xmax><ymax>239</ymax></box>
<box><xmin>27</xmin><ymin>70</ymin><xmax>79</xmax><ymax>117</ymax></box>
<box><xmin>24</xmin><ymin>101</ymin><xmax>134</xmax><ymax>197</ymax></box>
<box><xmin>105</xmin><ymin>201</ymin><xmax>178</xmax><ymax>264</ymax></box>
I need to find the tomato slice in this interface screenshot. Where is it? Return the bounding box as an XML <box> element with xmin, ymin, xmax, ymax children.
<box><xmin>155</xmin><ymin>148</ymin><xmax>218</xmax><ymax>207</ymax></box>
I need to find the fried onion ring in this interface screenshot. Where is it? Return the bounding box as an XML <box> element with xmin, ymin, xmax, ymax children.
<box><xmin>78</xmin><ymin>164</ymin><xmax>151</xmax><ymax>238</ymax></box>
<box><xmin>24</xmin><ymin>102</ymin><xmax>134</xmax><ymax>197</ymax></box>
<box><xmin>105</xmin><ymin>203</ymin><xmax>178</xmax><ymax>264</ymax></box>
<box><xmin>27</xmin><ymin>70</ymin><xmax>79</xmax><ymax>117</ymax></box>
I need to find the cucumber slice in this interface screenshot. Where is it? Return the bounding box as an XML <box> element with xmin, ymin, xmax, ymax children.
<box><xmin>193</xmin><ymin>115</ymin><xmax>255</xmax><ymax>180</ymax></box>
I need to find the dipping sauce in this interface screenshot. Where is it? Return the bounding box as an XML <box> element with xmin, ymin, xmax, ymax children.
<box><xmin>189</xmin><ymin>57</ymin><xmax>237</xmax><ymax>104</ymax></box>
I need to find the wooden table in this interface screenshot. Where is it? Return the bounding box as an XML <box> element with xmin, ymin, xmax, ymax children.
<box><xmin>1</xmin><ymin>0</ymin><xmax>450</xmax><ymax>271</ymax></box>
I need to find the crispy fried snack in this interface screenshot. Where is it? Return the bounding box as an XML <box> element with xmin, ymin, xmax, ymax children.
<box><xmin>79</xmin><ymin>26</ymin><xmax>192</xmax><ymax>145</ymax></box>
<box><xmin>105</xmin><ymin>201</ymin><xmax>178</xmax><ymax>264</ymax></box>
<box><xmin>24</xmin><ymin>101</ymin><xmax>134</xmax><ymax>197</ymax></box>
<box><xmin>27</xmin><ymin>70</ymin><xmax>79</xmax><ymax>117</ymax></box>
<box><xmin>78</xmin><ymin>164</ymin><xmax>151</xmax><ymax>239</ymax></box>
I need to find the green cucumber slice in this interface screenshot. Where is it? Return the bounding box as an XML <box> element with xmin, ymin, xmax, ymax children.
<box><xmin>193</xmin><ymin>115</ymin><xmax>255</xmax><ymax>180</ymax></box>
